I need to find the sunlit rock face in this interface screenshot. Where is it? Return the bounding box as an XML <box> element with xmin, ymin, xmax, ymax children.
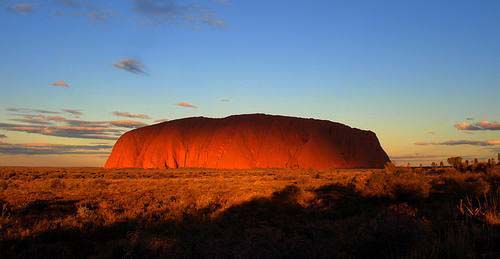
<box><xmin>105</xmin><ymin>114</ymin><xmax>390</xmax><ymax>169</ymax></box>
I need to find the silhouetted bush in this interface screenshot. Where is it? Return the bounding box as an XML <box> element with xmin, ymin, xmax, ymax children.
<box><xmin>444</xmin><ymin>174</ymin><xmax>490</xmax><ymax>197</ymax></box>
<box><xmin>448</xmin><ymin>157</ymin><xmax>463</xmax><ymax>169</ymax></box>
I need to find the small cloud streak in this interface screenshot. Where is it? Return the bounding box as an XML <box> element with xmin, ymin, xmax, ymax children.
<box><xmin>52</xmin><ymin>0</ymin><xmax>113</xmax><ymax>22</ymax></box>
<box><xmin>0</xmin><ymin>134</ymin><xmax>6</xmax><ymax>139</ymax></box>
<box><xmin>110</xmin><ymin>120</ymin><xmax>148</xmax><ymax>129</ymax></box>
<box><xmin>133</xmin><ymin>0</ymin><xmax>226</xmax><ymax>28</ymax></box>
<box><xmin>7</xmin><ymin>108</ymin><xmax>60</xmax><ymax>114</ymax></box>
<box><xmin>10</xmin><ymin>118</ymin><xmax>53</xmax><ymax>125</ymax></box>
<box><xmin>113</xmin><ymin>111</ymin><xmax>151</xmax><ymax>119</ymax></box>
<box><xmin>454</xmin><ymin>121</ymin><xmax>500</xmax><ymax>131</ymax></box>
<box><xmin>114</xmin><ymin>58</ymin><xmax>146</xmax><ymax>74</ymax></box>
<box><xmin>0</xmin><ymin>108</ymin><xmax>145</xmax><ymax>141</ymax></box>
<box><xmin>0</xmin><ymin>122</ymin><xmax>120</xmax><ymax>140</ymax></box>
<box><xmin>0</xmin><ymin>114</ymin><xmax>125</xmax><ymax>140</ymax></box>
<box><xmin>415</xmin><ymin>140</ymin><xmax>500</xmax><ymax>146</ymax></box>
<box><xmin>5</xmin><ymin>0</ymin><xmax>227</xmax><ymax>27</ymax></box>
<box><xmin>10</xmin><ymin>114</ymin><xmax>68</xmax><ymax>125</ymax></box>
<box><xmin>0</xmin><ymin>141</ymin><xmax>112</xmax><ymax>155</ymax></box>
<box><xmin>220</xmin><ymin>98</ymin><xmax>230</xmax><ymax>102</ymax></box>
<box><xmin>177</xmin><ymin>102</ymin><xmax>197</xmax><ymax>108</ymax></box>
<box><xmin>51</xmin><ymin>80</ymin><xmax>70</xmax><ymax>88</ymax></box>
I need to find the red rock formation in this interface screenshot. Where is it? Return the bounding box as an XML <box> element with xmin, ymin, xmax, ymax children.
<box><xmin>105</xmin><ymin>114</ymin><xmax>390</xmax><ymax>169</ymax></box>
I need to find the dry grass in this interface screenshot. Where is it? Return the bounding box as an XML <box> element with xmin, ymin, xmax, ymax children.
<box><xmin>0</xmin><ymin>167</ymin><xmax>498</xmax><ymax>258</ymax></box>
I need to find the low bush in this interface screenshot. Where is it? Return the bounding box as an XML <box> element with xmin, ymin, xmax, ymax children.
<box><xmin>363</xmin><ymin>171</ymin><xmax>431</xmax><ymax>201</ymax></box>
<box><xmin>444</xmin><ymin>174</ymin><xmax>490</xmax><ymax>197</ymax></box>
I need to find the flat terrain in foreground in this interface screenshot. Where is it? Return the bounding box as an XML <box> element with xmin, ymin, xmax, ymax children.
<box><xmin>0</xmin><ymin>167</ymin><xmax>499</xmax><ymax>258</ymax></box>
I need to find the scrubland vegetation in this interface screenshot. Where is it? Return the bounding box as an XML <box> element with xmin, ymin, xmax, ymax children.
<box><xmin>0</xmin><ymin>165</ymin><xmax>499</xmax><ymax>258</ymax></box>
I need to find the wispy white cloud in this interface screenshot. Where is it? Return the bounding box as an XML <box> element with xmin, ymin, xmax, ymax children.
<box><xmin>113</xmin><ymin>111</ymin><xmax>151</xmax><ymax>119</ymax></box>
<box><xmin>10</xmin><ymin>119</ymin><xmax>53</xmax><ymax>126</ymax></box>
<box><xmin>8</xmin><ymin>108</ymin><xmax>83</xmax><ymax>117</ymax></box>
<box><xmin>0</xmin><ymin>110</ymin><xmax>150</xmax><ymax>140</ymax></box>
<box><xmin>10</xmin><ymin>114</ymin><xmax>67</xmax><ymax>125</ymax></box>
<box><xmin>109</xmin><ymin>120</ymin><xmax>147</xmax><ymax>129</ymax></box>
<box><xmin>7</xmin><ymin>108</ymin><xmax>60</xmax><ymax>114</ymax></box>
<box><xmin>0</xmin><ymin>122</ymin><xmax>121</xmax><ymax>140</ymax></box>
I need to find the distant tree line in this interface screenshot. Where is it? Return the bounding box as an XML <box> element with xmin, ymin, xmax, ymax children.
<box><xmin>445</xmin><ymin>154</ymin><xmax>499</xmax><ymax>173</ymax></box>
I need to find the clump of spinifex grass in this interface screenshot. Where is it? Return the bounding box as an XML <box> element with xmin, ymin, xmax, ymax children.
<box><xmin>458</xmin><ymin>189</ymin><xmax>500</xmax><ymax>225</ymax></box>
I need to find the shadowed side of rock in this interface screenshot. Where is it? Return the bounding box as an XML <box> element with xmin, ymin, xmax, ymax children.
<box><xmin>105</xmin><ymin>114</ymin><xmax>390</xmax><ymax>169</ymax></box>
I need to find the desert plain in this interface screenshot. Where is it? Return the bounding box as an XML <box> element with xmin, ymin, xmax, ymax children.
<box><xmin>0</xmin><ymin>166</ymin><xmax>498</xmax><ymax>258</ymax></box>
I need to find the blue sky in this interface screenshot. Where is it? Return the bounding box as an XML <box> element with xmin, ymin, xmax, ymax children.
<box><xmin>0</xmin><ymin>0</ymin><xmax>499</xmax><ymax>166</ymax></box>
